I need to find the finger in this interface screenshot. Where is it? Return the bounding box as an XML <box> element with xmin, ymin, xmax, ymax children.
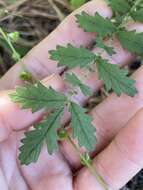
<box><xmin>74</xmin><ymin>108</ymin><xmax>143</xmax><ymax>190</ymax></box>
<box><xmin>0</xmin><ymin>74</ymin><xmax>65</xmax><ymax>142</ymax></box>
<box><xmin>0</xmin><ymin>0</ymin><xmax>112</xmax><ymax>90</ymax></box>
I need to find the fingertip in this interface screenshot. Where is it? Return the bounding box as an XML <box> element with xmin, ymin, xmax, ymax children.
<box><xmin>78</xmin><ymin>0</ymin><xmax>112</xmax><ymax>18</ymax></box>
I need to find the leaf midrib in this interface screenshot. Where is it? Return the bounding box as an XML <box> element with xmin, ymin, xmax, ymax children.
<box><xmin>71</xmin><ymin>103</ymin><xmax>93</xmax><ymax>149</ymax></box>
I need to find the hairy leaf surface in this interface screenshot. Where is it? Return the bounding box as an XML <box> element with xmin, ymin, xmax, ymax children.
<box><xmin>76</xmin><ymin>12</ymin><xmax>116</xmax><ymax>37</ymax></box>
<box><xmin>69</xmin><ymin>102</ymin><xmax>96</xmax><ymax>151</ymax></box>
<box><xmin>49</xmin><ymin>44</ymin><xmax>95</xmax><ymax>69</ymax></box>
<box><xmin>96</xmin><ymin>57</ymin><xmax>137</xmax><ymax>96</ymax></box>
<box><xmin>117</xmin><ymin>30</ymin><xmax>143</xmax><ymax>55</ymax></box>
<box><xmin>10</xmin><ymin>82</ymin><xmax>67</xmax><ymax>112</ymax></box>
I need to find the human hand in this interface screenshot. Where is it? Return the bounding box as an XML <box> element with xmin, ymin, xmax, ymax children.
<box><xmin>0</xmin><ymin>0</ymin><xmax>143</xmax><ymax>190</ymax></box>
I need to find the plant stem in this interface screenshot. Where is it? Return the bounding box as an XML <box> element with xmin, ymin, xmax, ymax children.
<box><xmin>66</xmin><ymin>132</ymin><xmax>109</xmax><ymax>190</ymax></box>
<box><xmin>0</xmin><ymin>27</ymin><xmax>21</xmax><ymax>62</ymax></box>
<box><xmin>0</xmin><ymin>27</ymin><xmax>34</xmax><ymax>82</ymax></box>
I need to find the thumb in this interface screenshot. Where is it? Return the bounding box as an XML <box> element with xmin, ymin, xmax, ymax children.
<box><xmin>0</xmin><ymin>74</ymin><xmax>65</xmax><ymax>142</ymax></box>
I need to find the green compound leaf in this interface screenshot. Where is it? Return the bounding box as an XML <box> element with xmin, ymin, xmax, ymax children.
<box><xmin>108</xmin><ymin>0</ymin><xmax>131</xmax><ymax>14</ymax></box>
<box><xmin>19</xmin><ymin>108</ymin><xmax>64</xmax><ymax>165</ymax></box>
<box><xmin>49</xmin><ymin>44</ymin><xmax>95</xmax><ymax>69</ymax></box>
<box><xmin>76</xmin><ymin>12</ymin><xmax>116</xmax><ymax>37</ymax></box>
<box><xmin>65</xmin><ymin>73</ymin><xmax>92</xmax><ymax>96</ymax></box>
<box><xmin>96</xmin><ymin>57</ymin><xmax>137</xmax><ymax>96</ymax></box>
<box><xmin>10</xmin><ymin>82</ymin><xmax>67</xmax><ymax>112</ymax></box>
<box><xmin>131</xmin><ymin>8</ymin><xmax>143</xmax><ymax>22</ymax></box>
<box><xmin>117</xmin><ymin>30</ymin><xmax>143</xmax><ymax>55</ymax></box>
<box><xmin>69</xmin><ymin>102</ymin><xmax>96</xmax><ymax>151</ymax></box>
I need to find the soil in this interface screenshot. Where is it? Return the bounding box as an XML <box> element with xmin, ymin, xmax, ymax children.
<box><xmin>0</xmin><ymin>1</ymin><xmax>143</xmax><ymax>189</ymax></box>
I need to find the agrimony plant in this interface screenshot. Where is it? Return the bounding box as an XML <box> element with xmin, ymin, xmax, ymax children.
<box><xmin>10</xmin><ymin>0</ymin><xmax>143</xmax><ymax>188</ymax></box>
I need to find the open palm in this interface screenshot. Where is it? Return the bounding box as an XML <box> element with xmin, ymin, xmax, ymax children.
<box><xmin>1</xmin><ymin>1</ymin><xmax>143</xmax><ymax>190</ymax></box>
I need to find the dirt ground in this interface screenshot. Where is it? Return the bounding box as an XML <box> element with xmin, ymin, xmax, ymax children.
<box><xmin>0</xmin><ymin>0</ymin><xmax>143</xmax><ymax>189</ymax></box>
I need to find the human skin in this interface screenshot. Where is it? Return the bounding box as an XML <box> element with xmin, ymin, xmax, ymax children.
<box><xmin>0</xmin><ymin>0</ymin><xmax>143</xmax><ymax>190</ymax></box>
